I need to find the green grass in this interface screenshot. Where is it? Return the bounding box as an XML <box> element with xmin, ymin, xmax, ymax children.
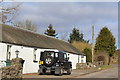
<box><xmin>99</xmin><ymin>65</ymin><xmax>113</xmax><ymax>70</ymax></box>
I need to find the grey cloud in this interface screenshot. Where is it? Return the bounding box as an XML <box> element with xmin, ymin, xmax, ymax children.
<box><xmin>16</xmin><ymin>2</ymin><xmax>118</xmax><ymax>44</ymax></box>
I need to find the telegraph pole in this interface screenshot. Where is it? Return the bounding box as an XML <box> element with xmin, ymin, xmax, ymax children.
<box><xmin>92</xmin><ymin>24</ymin><xmax>94</xmax><ymax>63</ymax></box>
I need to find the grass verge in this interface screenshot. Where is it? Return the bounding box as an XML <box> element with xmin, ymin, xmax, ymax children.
<box><xmin>98</xmin><ymin>65</ymin><xmax>113</xmax><ymax>70</ymax></box>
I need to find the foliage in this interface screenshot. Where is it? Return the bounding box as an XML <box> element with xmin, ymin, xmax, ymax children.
<box><xmin>99</xmin><ymin>65</ymin><xmax>112</xmax><ymax>70</ymax></box>
<box><xmin>72</xmin><ymin>41</ymin><xmax>91</xmax><ymax>52</ymax></box>
<box><xmin>15</xmin><ymin>19</ymin><xmax>37</xmax><ymax>32</ymax></box>
<box><xmin>83</xmin><ymin>48</ymin><xmax>92</xmax><ymax>62</ymax></box>
<box><xmin>44</xmin><ymin>24</ymin><xmax>57</xmax><ymax>37</ymax></box>
<box><xmin>94</xmin><ymin>27</ymin><xmax>116</xmax><ymax>57</ymax></box>
<box><xmin>68</xmin><ymin>27</ymin><xmax>88</xmax><ymax>43</ymax></box>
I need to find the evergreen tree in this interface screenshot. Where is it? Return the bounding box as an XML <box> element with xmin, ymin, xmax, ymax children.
<box><xmin>44</xmin><ymin>24</ymin><xmax>57</xmax><ymax>37</ymax></box>
<box><xmin>95</xmin><ymin>27</ymin><xmax>116</xmax><ymax>57</ymax></box>
<box><xmin>68</xmin><ymin>27</ymin><xmax>88</xmax><ymax>43</ymax></box>
<box><xmin>83</xmin><ymin>48</ymin><xmax>92</xmax><ymax>62</ymax></box>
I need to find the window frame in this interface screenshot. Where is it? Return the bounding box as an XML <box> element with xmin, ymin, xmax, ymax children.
<box><xmin>33</xmin><ymin>48</ymin><xmax>37</xmax><ymax>62</ymax></box>
<box><xmin>6</xmin><ymin>45</ymin><xmax>12</xmax><ymax>61</ymax></box>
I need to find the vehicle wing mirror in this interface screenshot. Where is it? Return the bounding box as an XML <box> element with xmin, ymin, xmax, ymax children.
<box><xmin>67</xmin><ymin>57</ymin><xmax>69</xmax><ymax>60</ymax></box>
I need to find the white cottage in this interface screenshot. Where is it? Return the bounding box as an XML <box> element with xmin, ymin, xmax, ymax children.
<box><xmin>0</xmin><ymin>24</ymin><xmax>86</xmax><ymax>74</ymax></box>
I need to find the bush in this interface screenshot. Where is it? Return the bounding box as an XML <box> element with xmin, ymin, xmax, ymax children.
<box><xmin>83</xmin><ymin>48</ymin><xmax>92</xmax><ymax>62</ymax></box>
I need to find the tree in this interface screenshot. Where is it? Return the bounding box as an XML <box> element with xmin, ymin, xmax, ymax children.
<box><xmin>83</xmin><ymin>48</ymin><xmax>92</xmax><ymax>62</ymax></box>
<box><xmin>68</xmin><ymin>27</ymin><xmax>88</xmax><ymax>43</ymax></box>
<box><xmin>15</xmin><ymin>19</ymin><xmax>38</xmax><ymax>32</ymax></box>
<box><xmin>0</xmin><ymin>1</ymin><xmax>21</xmax><ymax>24</ymax></box>
<box><xmin>94</xmin><ymin>27</ymin><xmax>116</xmax><ymax>64</ymax></box>
<box><xmin>44</xmin><ymin>24</ymin><xmax>57</xmax><ymax>37</ymax></box>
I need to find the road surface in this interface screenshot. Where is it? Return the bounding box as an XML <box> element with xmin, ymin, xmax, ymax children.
<box><xmin>23</xmin><ymin>65</ymin><xmax>118</xmax><ymax>78</ymax></box>
<box><xmin>78</xmin><ymin>67</ymin><xmax>118</xmax><ymax>78</ymax></box>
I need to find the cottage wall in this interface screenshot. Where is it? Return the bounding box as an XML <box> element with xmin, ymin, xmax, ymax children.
<box><xmin>68</xmin><ymin>53</ymin><xmax>86</xmax><ymax>69</ymax></box>
<box><xmin>0</xmin><ymin>43</ymin><xmax>7</xmax><ymax>61</ymax></box>
<box><xmin>68</xmin><ymin>53</ymin><xmax>78</xmax><ymax>69</ymax></box>
<box><xmin>0</xmin><ymin>42</ymin><xmax>86</xmax><ymax>74</ymax></box>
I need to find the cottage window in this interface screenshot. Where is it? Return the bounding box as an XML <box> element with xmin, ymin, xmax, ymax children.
<box><xmin>81</xmin><ymin>55</ymin><xmax>84</xmax><ymax>58</ymax></box>
<box><xmin>81</xmin><ymin>60</ymin><xmax>84</xmax><ymax>63</ymax></box>
<box><xmin>6</xmin><ymin>45</ymin><xmax>11</xmax><ymax>60</ymax></box>
<box><xmin>64</xmin><ymin>53</ymin><xmax>67</xmax><ymax>59</ymax></box>
<box><xmin>33</xmin><ymin>48</ymin><xmax>37</xmax><ymax>61</ymax></box>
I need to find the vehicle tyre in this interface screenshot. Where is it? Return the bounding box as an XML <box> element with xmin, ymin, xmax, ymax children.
<box><xmin>38</xmin><ymin>68</ymin><xmax>46</xmax><ymax>75</ymax></box>
<box><xmin>58</xmin><ymin>68</ymin><xmax>63</xmax><ymax>76</ymax></box>
<box><xmin>67</xmin><ymin>68</ymin><xmax>72</xmax><ymax>75</ymax></box>
<box><xmin>38</xmin><ymin>72</ymin><xmax>43</xmax><ymax>75</ymax></box>
<box><xmin>44</xmin><ymin>56</ymin><xmax>55</xmax><ymax>67</ymax></box>
<box><xmin>38</xmin><ymin>70</ymin><xmax>43</xmax><ymax>75</ymax></box>
<box><xmin>51</xmin><ymin>71</ymin><xmax>55</xmax><ymax>74</ymax></box>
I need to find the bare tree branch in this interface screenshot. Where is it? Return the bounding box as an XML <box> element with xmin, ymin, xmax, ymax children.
<box><xmin>60</xmin><ymin>32</ymin><xmax>68</xmax><ymax>42</ymax></box>
<box><xmin>0</xmin><ymin>1</ymin><xmax>21</xmax><ymax>24</ymax></box>
<box><xmin>15</xmin><ymin>19</ymin><xmax>38</xmax><ymax>32</ymax></box>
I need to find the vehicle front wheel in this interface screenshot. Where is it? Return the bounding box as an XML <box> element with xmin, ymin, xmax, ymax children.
<box><xmin>38</xmin><ymin>68</ymin><xmax>46</xmax><ymax>75</ymax></box>
<box><xmin>67</xmin><ymin>68</ymin><xmax>72</xmax><ymax>75</ymax></box>
<box><xmin>58</xmin><ymin>68</ymin><xmax>63</xmax><ymax>76</ymax></box>
<box><xmin>51</xmin><ymin>71</ymin><xmax>55</xmax><ymax>74</ymax></box>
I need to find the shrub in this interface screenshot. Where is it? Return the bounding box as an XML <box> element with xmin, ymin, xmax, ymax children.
<box><xmin>72</xmin><ymin>41</ymin><xmax>91</xmax><ymax>52</ymax></box>
<box><xmin>83</xmin><ymin>48</ymin><xmax>92</xmax><ymax>62</ymax></box>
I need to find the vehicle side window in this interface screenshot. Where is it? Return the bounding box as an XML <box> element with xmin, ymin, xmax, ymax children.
<box><xmin>55</xmin><ymin>53</ymin><xmax>58</xmax><ymax>57</ymax></box>
<box><xmin>46</xmin><ymin>52</ymin><xmax>54</xmax><ymax>57</ymax></box>
<box><xmin>64</xmin><ymin>53</ymin><xmax>67</xmax><ymax>59</ymax></box>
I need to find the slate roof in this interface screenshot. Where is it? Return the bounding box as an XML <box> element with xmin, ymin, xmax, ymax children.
<box><xmin>0</xmin><ymin>24</ymin><xmax>84</xmax><ymax>55</ymax></box>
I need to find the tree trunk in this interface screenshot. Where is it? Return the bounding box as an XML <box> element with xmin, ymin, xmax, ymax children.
<box><xmin>108</xmin><ymin>56</ymin><xmax>112</xmax><ymax>65</ymax></box>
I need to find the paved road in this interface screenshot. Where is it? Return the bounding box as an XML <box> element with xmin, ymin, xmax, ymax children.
<box><xmin>79</xmin><ymin>67</ymin><xmax>118</xmax><ymax>78</ymax></box>
<box><xmin>23</xmin><ymin>65</ymin><xmax>118</xmax><ymax>78</ymax></box>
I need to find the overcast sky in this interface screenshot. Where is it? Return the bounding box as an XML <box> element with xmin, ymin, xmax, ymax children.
<box><xmin>14</xmin><ymin>2</ymin><xmax>118</xmax><ymax>48</ymax></box>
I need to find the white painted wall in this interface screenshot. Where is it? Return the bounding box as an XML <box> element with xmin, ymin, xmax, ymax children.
<box><xmin>0</xmin><ymin>42</ymin><xmax>86</xmax><ymax>74</ymax></box>
<box><xmin>0</xmin><ymin>43</ymin><xmax>7</xmax><ymax>61</ymax></box>
<box><xmin>68</xmin><ymin>53</ymin><xmax>78</xmax><ymax>69</ymax></box>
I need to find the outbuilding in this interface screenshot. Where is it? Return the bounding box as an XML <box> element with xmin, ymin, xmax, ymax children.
<box><xmin>0</xmin><ymin>24</ymin><xmax>86</xmax><ymax>74</ymax></box>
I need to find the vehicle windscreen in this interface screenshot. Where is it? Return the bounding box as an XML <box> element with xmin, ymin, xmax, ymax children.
<box><xmin>40</xmin><ymin>51</ymin><xmax>59</xmax><ymax>60</ymax></box>
<box><xmin>44</xmin><ymin>51</ymin><xmax>54</xmax><ymax>57</ymax></box>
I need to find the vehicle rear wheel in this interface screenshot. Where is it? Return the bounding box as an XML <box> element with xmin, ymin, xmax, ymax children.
<box><xmin>38</xmin><ymin>68</ymin><xmax>46</xmax><ymax>75</ymax></box>
<box><xmin>51</xmin><ymin>71</ymin><xmax>55</xmax><ymax>74</ymax></box>
<box><xmin>58</xmin><ymin>68</ymin><xmax>63</xmax><ymax>76</ymax></box>
<box><xmin>67</xmin><ymin>68</ymin><xmax>72</xmax><ymax>75</ymax></box>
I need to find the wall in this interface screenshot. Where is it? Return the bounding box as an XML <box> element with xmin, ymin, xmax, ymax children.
<box><xmin>68</xmin><ymin>53</ymin><xmax>86</xmax><ymax>69</ymax></box>
<box><xmin>76</xmin><ymin>61</ymin><xmax>104</xmax><ymax>69</ymax></box>
<box><xmin>0</xmin><ymin>42</ymin><xmax>86</xmax><ymax>74</ymax></box>
<box><xmin>0</xmin><ymin>43</ymin><xmax>40</xmax><ymax>74</ymax></box>
<box><xmin>0</xmin><ymin>58</ymin><xmax>23</xmax><ymax>79</ymax></box>
<box><xmin>0</xmin><ymin>43</ymin><xmax>7</xmax><ymax>61</ymax></box>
